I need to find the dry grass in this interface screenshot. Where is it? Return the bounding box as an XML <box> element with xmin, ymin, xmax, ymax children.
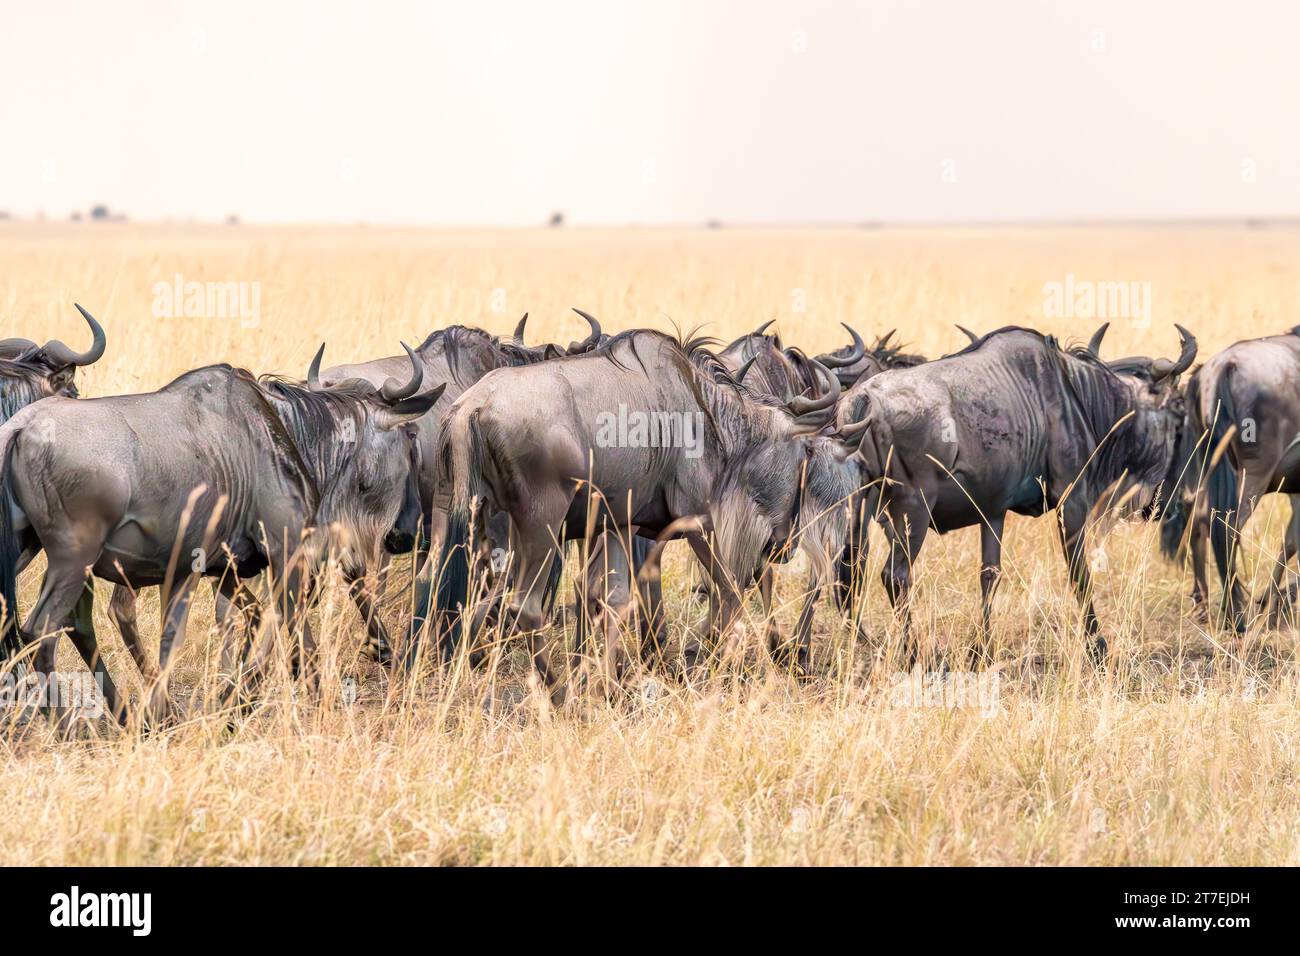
<box><xmin>2</xmin><ymin>221</ymin><xmax>1299</xmax><ymax>865</ymax></box>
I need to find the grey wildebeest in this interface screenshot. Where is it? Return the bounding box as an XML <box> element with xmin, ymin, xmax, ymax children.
<box><xmin>716</xmin><ymin>320</ymin><xmax>922</xmax><ymax>398</ymax></box>
<box><xmin>0</xmin><ymin>305</ymin><xmax>108</xmax><ymax>665</ymax></box>
<box><xmin>712</xmin><ymin>320</ymin><xmax>881</xmax><ymax>653</ymax></box>
<box><xmin>314</xmin><ymin>312</ymin><xmax>598</xmax><ymax>651</ymax></box>
<box><xmin>1158</xmin><ymin>327</ymin><xmax>1300</xmax><ymax>631</ymax></box>
<box><xmin>0</xmin><ymin>347</ymin><xmax>441</xmax><ymax>723</ymax></box>
<box><xmin>428</xmin><ymin>328</ymin><xmax>860</xmax><ymax>698</ymax></box>
<box><xmin>833</xmin><ymin>324</ymin><xmax>1196</xmax><ymax>665</ymax></box>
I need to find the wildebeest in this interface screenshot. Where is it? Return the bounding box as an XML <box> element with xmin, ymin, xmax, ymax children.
<box><xmin>718</xmin><ymin>320</ymin><xmax>928</xmax><ymax>656</ymax></box>
<box><xmin>713</xmin><ymin>321</ymin><xmax>875</xmax><ymax>649</ymax></box>
<box><xmin>833</xmin><ymin>324</ymin><xmax>1196</xmax><ymax>665</ymax></box>
<box><xmin>314</xmin><ymin>312</ymin><xmax>598</xmax><ymax>649</ymax></box>
<box><xmin>0</xmin><ymin>346</ymin><xmax>441</xmax><ymax>723</ymax></box>
<box><xmin>1159</xmin><ymin>327</ymin><xmax>1300</xmax><ymax>630</ymax></box>
<box><xmin>716</xmin><ymin>320</ymin><xmax>920</xmax><ymax>398</ymax></box>
<box><xmin>427</xmin><ymin>328</ymin><xmax>859</xmax><ymax>697</ymax></box>
<box><xmin>0</xmin><ymin>306</ymin><xmax>108</xmax><ymax>677</ymax></box>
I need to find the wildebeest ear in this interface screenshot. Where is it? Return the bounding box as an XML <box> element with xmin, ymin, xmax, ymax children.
<box><xmin>374</xmin><ymin>382</ymin><xmax>446</xmax><ymax>428</ymax></box>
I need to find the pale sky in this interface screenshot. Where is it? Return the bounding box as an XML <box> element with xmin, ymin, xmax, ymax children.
<box><xmin>2</xmin><ymin>0</ymin><xmax>1297</xmax><ymax>224</ymax></box>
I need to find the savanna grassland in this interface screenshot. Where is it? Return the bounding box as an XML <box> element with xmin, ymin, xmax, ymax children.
<box><xmin>1</xmin><ymin>222</ymin><xmax>1299</xmax><ymax>865</ymax></box>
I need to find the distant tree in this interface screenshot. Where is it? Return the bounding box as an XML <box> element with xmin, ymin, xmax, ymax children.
<box><xmin>548</xmin><ymin>211</ymin><xmax>565</xmax><ymax>228</ymax></box>
<box><xmin>226</xmin><ymin>214</ymin><xmax>241</xmax><ymax>226</ymax></box>
<box><xmin>0</xmin><ymin>211</ymin><xmax>10</xmax><ymax>221</ymax></box>
<box><xmin>70</xmin><ymin>211</ymin><xmax>82</xmax><ymax>221</ymax></box>
<box><xmin>706</xmin><ymin>219</ymin><xmax>723</xmax><ymax>229</ymax></box>
<box><xmin>90</xmin><ymin>204</ymin><xmax>110</xmax><ymax>220</ymax></box>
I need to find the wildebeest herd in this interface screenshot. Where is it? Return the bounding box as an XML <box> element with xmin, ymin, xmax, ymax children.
<box><xmin>1</xmin><ymin>304</ymin><xmax>1296</xmax><ymax>722</ymax></box>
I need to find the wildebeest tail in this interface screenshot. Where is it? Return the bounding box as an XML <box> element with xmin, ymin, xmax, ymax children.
<box><xmin>1202</xmin><ymin>365</ymin><xmax>1241</xmax><ymax>580</ymax></box>
<box><xmin>1159</xmin><ymin>372</ymin><xmax>1203</xmax><ymax>559</ymax></box>
<box><xmin>0</xmin><ymin>430</ymin><xmax>23</xmax><ymax>662</ymax></box>
<box><xmin>430</xmin><ymin>410</ymin><xmax>490</xmax><ymax>653</ymax></box>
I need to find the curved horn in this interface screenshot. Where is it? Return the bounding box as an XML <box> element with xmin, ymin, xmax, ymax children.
<box><xmin>568</xmin><ymin>308</ymin><xmax>602</xmax><ymax>353</ymax></box>
<box><xmin>836</xmin><ymin>416</ymin><xmax>870</xmax><ymax>446</ymax></box>
<box><xmin>1087</xmin><ymin>321</ymin><xmax>1110</xmax><ymax>357</ymax></box>
<box><xmin>380</xmin><ymin>342</ymin><xmax>424</xmax><ymax>402</ymax></box>
<box><xmin>1151</xmin><ymin>324</ymin><xmax>1198</xmax><ymax>381</ymax></box>
<box><xmin>955</xmin><ymin>324</ymin><xmax>979</xmax><ymax>344</ymax></box>
<box><xmin>788</xmin><ymin>359</ymin><xmax>842</xmax><ymax>417</ymax></box>
<box><xmin>753</xmin><ymin>319</ymin><xmax>775</xmax><ymax>338</ymax></box>
<box><xmin>40</xmin><ymin>304</ymin><xmax>107</xmax><ymax>367</ymax></box>
<box><xmin>819</xmin><ymin>323</ymin><xmax>865</xmax><ymax>369</ymax></box>
<box><xmin>307</xmin><ymin>343</ymin><xmax>325</xmax><ymax>389</ymax></box>
<box><xmin>733</xmin><ymin>355</ymin><xmax>759</xmax><ymax>384</ymax></box>
<box><xmin>512</xmin><ymin>313</ymin><xmax>529</xmax><ymax>344</ymax></box>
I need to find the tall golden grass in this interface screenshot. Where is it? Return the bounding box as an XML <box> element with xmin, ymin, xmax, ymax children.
<box><xmin>1</xmin><ymin>221</ymin><xmax>1298</xmax><ymax>865</ymax></box>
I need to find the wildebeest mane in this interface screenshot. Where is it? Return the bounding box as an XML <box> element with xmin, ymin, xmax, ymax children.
<box><xmin>950</xmin><ymin>328</ymin><xmax>1155</xmax><ymax>490</ymax></box>
<box><xmin>414</xmin><ymin>325</ymin><xmax>528</xmax><ymax>387</ymax></box>
<box><xmin>0</xmin><ymin>359</ymin><xmax>51</xmax><ymax>422</ymax></box>
<box><xmin>871</xmin><ymin>334</ymin><xmax>927</xmax><ymax>368</ymax></box>
<box><xmin>1053</xmin><ymin>342</ymin><xmax>1165</xmax><ymax>495</ymax></box>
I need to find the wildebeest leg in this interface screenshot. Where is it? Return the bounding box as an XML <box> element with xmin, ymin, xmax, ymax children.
<box><xmin>66</xmin><ymin>583</ymin><xmax>127</xmax><ymax>726</ymax></box>
<box><xmin>148</xmin><ymin>575</ymin><xmax>199</xmax><ymax>725</ymax></box>
<box><xmin>1057</xmin><ymin>497</ymin><xmax>1106</xmax><ymax>665</ymax></box>
<box><xmin>108</xmin><ymin>584</ymin><xmax>160</xmax><ymax>684</ymax></box>
<box><xmin>786</xmin><ymin>570</ymin><xmax>821</xmax><ymax>676</ymax></box>
<box><xmin>1188</xmin><ymin>510</ymin><xmax>1211</xmax><ymax>622</ymax></box>
<box><xmin>345</xmin><ymin>566</ymin><xmax>392</xmax><ymax>665</ymax></box>
<box><xmin>215</xmin><ymin>576</ymin><xmax>265</xmax><ymax>711</ymax></box>
<box><xmin>681</xmin><ymin>531</ymin><xmax>731</xmax><ymax>671</ymax></box>
<box><xmin>1215</xmin><ymin>474</ymin><xmax>1266</xmax><ymax>632</ymax></box>
<box><xmin>572</xmin><ymin>530</ymin><xmax>605</xmax><ymax>661</ymax></box>
<box><xmin>574</xmin><ymin>528</ymin><xmax>639</xmax><ymax>697</ymax></box>
<box><xmin>287</xmin><ymin>618</ymin><xmax>320</xmax><ymax>696</ymax></box>
<box><xmin>407</xmin><ymin>508</ymin><xmax>447</xmax><ymax>652</ymax></box>
<box><xmin>22</xmin><ymin>558</ymin><xmax>101</xmax><ymax>728</ymax></box>
<box><xmin>833</xmin><ymin>504</ymin><xmax>869</xmax><ymax>614</ymax></box>
<box><xmin>879</xmin><ymin>501</ymin><xmax>929</xmax><ymax>667</ymax></box>
<box><xmin>507</xmin><ymin>520</ymin><xmax>568</xmax><ymax>706</ymax></box>
<box><xmin>1263</xmin><ymin>495</ymin><xmax>1300</xmax><ymax>627</ymax></box>
<box><xmin>630</xmin><ymin>532</ymin><xmax>665</xmax><ymax>664</ymax></box>
<box><xmin>973</xmin><ymin>513</ymin><xmax>1005</xmax><ymax>667</ymax></box>
<box><xmin>758</xmin><ymin>566</ymin><xmax>785</xmax><ymax>662</ymax></box>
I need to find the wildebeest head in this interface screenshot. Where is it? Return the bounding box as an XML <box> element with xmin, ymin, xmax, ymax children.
<box><xmin>816</xmin><ymin>325</ymin><xmax>926</xmax><ymax>388</ymax></box>
<box><xmin>703</xmin><ymin>345</ymin><xmax>862</xmax><ymax>578</ymax></box>
<box><xmin>1077</xmin><ymin>322</ymin><xmax>1198</xmax><ymax>519</ymax></box>
<box><xmin>291</xmin><ymin>342</ymin><xmax>445</xmax><ymax>569</ymax></box>
<box><xmin>0</xmin><ymin>304</ymin><xmax>107</xmax><ymax>404</ymax></box>
<box><xmin>717</xmin><ymin>320</ymin><xmax>861</xmax><ymax>401</ymax></box>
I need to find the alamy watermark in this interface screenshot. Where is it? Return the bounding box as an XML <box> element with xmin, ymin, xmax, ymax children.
<box><xmin>1043</xmin><ymin>273</ymin><xmax>1151</xmax><ymax>327</ymax></box>
<box><xmin>152</xmin><ymin>274</ymin><xmax>261</xmax><ymax>328</ymax></box>
<box><xmin>595</xmin><ymin>404</ymin><xmax>705</xmax><ymax>459</ymax></box>
<box><xmin>50</xmin><ymin>886</ymin><xmax>151</xmax><ymax>936</ymax></box>
<box><xmin>889</xmin><ymin>670</ymin><xmax>1002</xmax><ymax>717</ymax></box>
<box><xmin>0</xmin><ymin>670</ymin><xmax>106</xmax><ymax>718</ymax></box>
